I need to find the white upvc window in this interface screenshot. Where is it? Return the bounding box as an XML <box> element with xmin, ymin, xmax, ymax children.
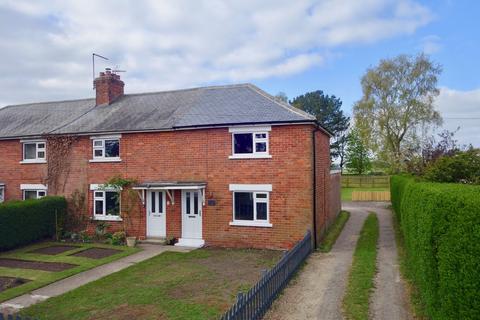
<box><xmin>20</xmin><ymin>184</ymin><xmax>47</xmax><ymax>200</ymax></box>
<box><xmin>229</xmin><ymin>126</ymin><xmax>272</xmax><ymax>159</ymax></box>
<box><xmin>21</xmin><ymin>140</ymin><xmax>46</xmax><ymax>163</ymax></box>
<box><xmin>90</xmin><ymin>135</ymin><xmax>121</xmax><ymax>162</ymax></box>
<box><xmin>0</xmin><ymin>185</ymin><xmax>4</xmax><ymax>203</ymax></box>
<box><xmin>229</xmin><ymin>184</ymin><xmax>272</xmax><ymax>227</ymax></box>
<box><xmin>90</xmin><ymin>184</ymin><xmax>122</xmax><ymax>221</ymax></box>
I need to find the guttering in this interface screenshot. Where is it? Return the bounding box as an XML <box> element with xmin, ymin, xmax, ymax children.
<box><xmin>0</xmin><ymin>119</ymin><xmax>332</xmax><ymax>141</ymax></box>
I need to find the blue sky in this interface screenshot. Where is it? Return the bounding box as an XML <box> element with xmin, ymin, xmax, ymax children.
<box><xmin>0</xmin><ymin>0</ymin><xmax>478</xmax><ymax>146</ymax></box>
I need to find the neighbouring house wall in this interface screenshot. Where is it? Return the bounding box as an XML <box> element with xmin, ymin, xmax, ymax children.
<box><xmin>0</xmin><ymin>124</ymin><xmax>331</xmax><ymax>249</ymax></box>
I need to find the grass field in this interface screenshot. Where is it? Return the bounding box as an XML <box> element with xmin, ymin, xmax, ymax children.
<box><xmin>341</xmin><ymin>187</ymin><xmax>389</xmax><ymax>201</ymax></box>
<box><xmin>343</xmin><ymin>213</ymin><xmax>379</xmax><ymax>320</ymax></box>
<box><xmin>22</xmin><ymin>248</ymin><xmax>282</xmax><ymax>320</ymax></box>
<box><xmin>0</xmin><ymin>242</ymin><xmax>138</xmax><ymax>302</ymax></box>
<box><xmin>318</xmin><ymin>211</ymin><xmax>350</xmax><ymax>252</ymax></box>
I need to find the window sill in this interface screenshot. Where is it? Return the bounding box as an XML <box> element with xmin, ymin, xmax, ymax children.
<box><xmin>228</xmin><ymin>154</ymin><xmax>272</xmax><ymax>160</ymax></box>
<box><xmin>92</xmin><ymin>215</ymin><xmax>123</xmax><ymax>222</ymax></box>
<box><xmin>19</xmin><ymin>160</ymin><xmax>47</xmax><ymax>164</ymax></box>
<box><xmin>89</xmin><ymin>158</ymin><xmax>122</xmax><ymax>163</ymax></box>
<box><xmin>229</xmin><ymin>221</ymin><xmax>272</xmax><ymax>228</ymax></box>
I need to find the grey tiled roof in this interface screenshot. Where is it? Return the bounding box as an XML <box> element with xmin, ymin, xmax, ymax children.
<box><xmin>0</xmin><ymin>83</ymin><xmax>317</xmax><ymax>139</ymax></box>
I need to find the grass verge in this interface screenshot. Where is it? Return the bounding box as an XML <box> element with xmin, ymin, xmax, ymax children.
<box><xmin>341</xmin><ymin>188</ymin><xmax>389</xmax><ymax>201</ymax></box>
<box><xmin>0</xmin><ymin>242</ymin><xmax>139</xmax><ymax>302</ymax></box>
<box><xmin>318</xmin><ymin>211</ymin><xmax>350</xmax><ymax>252</ymax></box>
<box><xmin>391</xmin><ymin>213</ymin><xmax>428</xmax><ymax>319</ymax></box>
<box><xmin>343</xmin><ymin>213</ymin><xmax>379</xmax><ymax>320</ymax></box>
<box><xmin>22</xmin><ymin>248</ymin><xmax>282</xmax><ymax>320</ymax></box>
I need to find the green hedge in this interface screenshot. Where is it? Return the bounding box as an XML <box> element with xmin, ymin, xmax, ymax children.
<box><xmin>391</xmin><ymin>177</ymin><xmax>480</xmax><ymax>319</ymax></box>
<box><xmin>0</xmin><ymin>196</ymin><xmax>67</xmax><ymax>251</ymax></box>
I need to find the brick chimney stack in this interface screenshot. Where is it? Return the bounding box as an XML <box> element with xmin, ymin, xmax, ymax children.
<box><xmin>94</xmin><ymin>68</ymin><xmax>124</xmax><ymax>105</ymax></box>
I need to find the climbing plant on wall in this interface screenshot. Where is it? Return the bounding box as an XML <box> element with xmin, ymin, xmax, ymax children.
<box><xmin>44</xmin><ymin>135</ymin><xmax>78</xmax><ymax>194</ymax></box>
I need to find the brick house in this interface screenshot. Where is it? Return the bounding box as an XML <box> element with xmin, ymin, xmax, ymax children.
<box><xmin>0</xmin><ymin>69</ymin><xmax>340</xmax><ymax>249</ymax></box>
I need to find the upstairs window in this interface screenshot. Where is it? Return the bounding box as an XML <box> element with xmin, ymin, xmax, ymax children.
<box><xmin>229</xmin><ymin>126</ymin><xmax>271</xmax><ymax>159</ymax></box>
<box><xmin>90</xmin><ymin>136</ymin><xmax>121</xmax><ymax>162</ymax></box>
<box><xmin>21</xmin><ymin>141</ymin><xmax>46</xmax><ymax>163</ymax></box>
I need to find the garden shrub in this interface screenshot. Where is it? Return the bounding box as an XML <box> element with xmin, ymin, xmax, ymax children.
<box><xmin>389</xmin><ymin>175</ymin><xmax>414</xmax><ymax>222</ymax></box>
<box><xmin>0</xmin><ymin>196</ymin><xmax>67</xmax><ymax>251</ymax></box>
<box><xmin>391</xmin><ymin>177</ymin><xmax>480</xmax><ymax>319</ymax></box>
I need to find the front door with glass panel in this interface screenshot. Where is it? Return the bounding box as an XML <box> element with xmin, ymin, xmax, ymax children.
<box><xmin>181</xmin><ymin>190</ymin><xmax>202</xmax><ymax>239</ymax></box>
<box><xmin>147</xmin><ymin>191</ymin><xmax>166</xmax><ymax>238</ymax></box>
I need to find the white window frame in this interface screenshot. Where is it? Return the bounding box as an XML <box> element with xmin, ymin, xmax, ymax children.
<box><xmin>20</xmin><ymin>140</ymin><xmax>47</xmax><ymax>164</ymax></box>
<box><xmin>229</xmin><ymin>184</ymin><xmax>272</xmax><ymax>227</ymax></box>
<box><xmin>20</xmin><ymin>184</ymin><xmax>48</xmax><ymax>200</ymax></box>
<box><xmin>229</xmin><ymin>126</ymin><xmax>272</xmax><ymax>159</ymax></box>
<box><xmin>0</xmin><ymin>185</ymin><xmax>4</xmax><ymax>203</ymax></box>
<box><xmin>89</xmin><ymin>135</ymin><xmax>121</xmax><ymax>162</ymax></box>
<box><xmin>90</xmin><ymin>184</ymin><xmax>122</xmax><ymax>221</ymax></box>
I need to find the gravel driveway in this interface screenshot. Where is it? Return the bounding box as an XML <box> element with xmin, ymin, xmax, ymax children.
<box><xmin>264</xmin><ymin>202</ymin><xmax>412</xmax><ymax>320</ymax></box>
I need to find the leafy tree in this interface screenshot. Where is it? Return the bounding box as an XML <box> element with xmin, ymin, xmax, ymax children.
<box><xmin>345</xmin><ymin>129</ymin><xmax>371</xmax><ymax>174</ymax></box>
<box><xmin>353</xmin><ymin>53</ymin><xmax>442</xmax><ymax>173</ymax></box>
<box><xmin>423</xmin><ymin>148</ymin><xmax>480</xmax><ymax>184</ymax></box>
<box><xmin>291</xmin><ymin>90</ymin><xmax>350</xmax><ymax>165</ymax></box>
<box><xmin>274</xmin><ymin>92</ymin><xmax>288</xmax><ymax>103</ymax></box>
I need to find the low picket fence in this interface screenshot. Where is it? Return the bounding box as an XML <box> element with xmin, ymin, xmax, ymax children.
<box><xmin>221</xmin><ymin>231</ymin><xmax>313</xmax><ymax>320</ymax></box>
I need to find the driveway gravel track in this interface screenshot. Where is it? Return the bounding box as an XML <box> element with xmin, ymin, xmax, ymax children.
<box><xmin>264</xmin><ymin>202</ymin><xmax>412</xmax><ymax>320</ymax></box>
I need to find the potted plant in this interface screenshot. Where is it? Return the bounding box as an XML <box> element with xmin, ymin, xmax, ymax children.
<box><xmin>126</xmin><ymin>236</ymin><xmax>137</xmax><ymax>247</ymax></box>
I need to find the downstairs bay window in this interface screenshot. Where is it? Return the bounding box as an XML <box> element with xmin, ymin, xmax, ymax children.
<box><xmin>229</xmin><ymin>184</ymin><xmax>272</xmax><ymax>227</ymax></box>
<box><xmin>90</xmin><ymin>184</ymin><xmax>122</xmax><ymax>221</ymax></box>
<box><xmin>20</xmin><ymin>184</ymin><xmax>47</xmax><ymax>200</ymax></box>
<box><xmin>0</xmin><ymin>184</ymin><xmax>4</xmax><ymax>203</ymax></box>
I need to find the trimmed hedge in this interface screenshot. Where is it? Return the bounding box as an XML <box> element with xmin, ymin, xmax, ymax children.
<box><xmin>0</xmin><ymin>196</ymin><xmax>67</xmax><ymax>251</ymax></box>
<box><xmin>391</xmin><ymin>177</ymin><xmax>480</xmax><ymax>319</ymax></box>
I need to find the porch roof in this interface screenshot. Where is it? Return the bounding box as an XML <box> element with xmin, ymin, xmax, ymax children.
<box><xmin>133</xmin><ymin>181</ymin><xmax>206</xmax><ymax>190</ymax></box>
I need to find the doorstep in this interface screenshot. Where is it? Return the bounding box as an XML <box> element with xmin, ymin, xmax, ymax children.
<box><xmin>138</xmin><ymin>238</ymin><xmax>167</xmax><ymax>245</ymax></box>
<box><xmin>175</xmin><ymin>238</ymin><xmax>205</xmax><ymax>248</ymax></box>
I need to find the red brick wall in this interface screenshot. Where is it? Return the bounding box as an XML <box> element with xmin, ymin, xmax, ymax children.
<box><xmin>328</xmin><ymin>172</ymin><xmax>342</xmax><ymax>224</ymax></box>
<box><xmin>0</xmin><ymin>124</ymin><xmax>331</xmax><ymax>249</ymax></box>
<box><xmin>314</xmin><ymin>129</ymin><xmax>332</xmax><ymax>245</ymax></box>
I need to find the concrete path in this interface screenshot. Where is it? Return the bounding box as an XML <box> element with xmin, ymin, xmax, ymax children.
<box><xmin>264</xmin><ymin>202</ymin><xmax>412</xmax><ymax>320</ymax></box>
<box><xmin>0</xmin><ymin>244</ymin><xmax>192</xmax><ymax>314</ymax></box>
<box><xmin>264</xmin><ymin>204</ymin><xmax>369</xmax><ymax>320</ymax></box>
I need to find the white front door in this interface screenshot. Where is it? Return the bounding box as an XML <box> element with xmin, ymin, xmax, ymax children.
<box><xmin>147</xmin><ymin>191</ymin><xmax>166</xmax><ymax>238</ymax></box>
<box><xmin>181</xmin><ymin>190</ymin><xmax>202</xmax><ymax>239</ymax></box>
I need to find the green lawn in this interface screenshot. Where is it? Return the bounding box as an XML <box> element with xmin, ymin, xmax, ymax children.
<box><xmin>0</xmin><ymin>242</ymin><xmax>139</xmax><ymax>302</ymax></box>
<box><xmin>343</xmin><ymin>213</ymin><xmax>379</xmax><ymax>320</ymax></box>
<box><xmin>319</xmin><ymin>211</ymin><xmax>350</xmax><ymax>252</ymax></box>
<box><xmin>341</xmin><ymin>187</ymin><xmax>389</xmax><ymax>201</ymax></box>
<box><xmin>22</xmin><ymin>248</ymin><xmax>282</xmax><ymax>320</ymax></box>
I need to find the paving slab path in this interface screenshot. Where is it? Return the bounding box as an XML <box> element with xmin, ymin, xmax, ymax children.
<box><xmin>0</xmin><ymin>244</ymin><xmax>192</xmax><ymax>314</ymax></box>
<box><xmin>264</xmin><ymin>202</ymin><xmax>412</xmax><ymax>320</ymax></box>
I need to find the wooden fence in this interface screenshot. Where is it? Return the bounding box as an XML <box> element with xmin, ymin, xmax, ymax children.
<box><xmin>342</xmin><ymin>175</ymin><xmax>390</xmax><ymax>188</ymax></box>
<box><xmin>351</xmin><ymin>191</ymin><xmax>391</xmax><ymax>202</ymax></box>
<box><xmin>221</xmin><ymin>231</ymin><xmax>313</xmax><ymax>320</ymax></box>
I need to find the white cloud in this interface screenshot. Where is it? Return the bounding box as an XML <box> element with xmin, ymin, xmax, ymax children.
<box><xmin>434</xmin><ymin>87</ymin><xmax>480</xmax><ymax>147</ymax></box>
<box><xmin>0</xmin><ymin>0</ymin><xmax>432</xmax><ymax>105</ymax></box>
<box><xmin>419</xmin><ymin>35</ymin><xmax>442</xmax><ymax>54</ymax></box>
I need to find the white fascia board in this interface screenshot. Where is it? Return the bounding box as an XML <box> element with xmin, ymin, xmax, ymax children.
<box><xmin>90</xmin><ymin>134</ymin><xmax>122</xmax><ymax>140</ymax></box>
<box><xmin>228</xmin><ymin>126</ymin><xmax>271</xmax><ymax>133</ymax></box>
<box><xmin>90</xmin><ymin>184</ymin><xmax>122</xmax><ymax>191</ymax></box>
<box><xmin>229</xmin><ymin>184</ymin><xmax>272</xmax><ymax>192</ymax></box>
<box><xmin>20</xmin><ymin>184</ymin><xmax>47</xmax><ymax>190</ymax></box>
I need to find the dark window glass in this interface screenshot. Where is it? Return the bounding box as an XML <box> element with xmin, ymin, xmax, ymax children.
<box><xmin>24</xmin><ymin>144</ymin><xmax>36</xmax><ymax>159</ymax></box>
<box><xmin>234</xmin><ymin>133</ymin><xmax>253</xmax><ymax>154</ymax></box>
<box><xmin>37</xmin><ymin>151</ymin><xmax>45</xmax><ymax>159</ymax></box>
<box><xmin>105</xmin><ymin>140</ymin><xmax>119</xmax><ymax>158</ymax></box>
<box><xmin>194</xmin><ymin>192</ymin><xmax>198</xmax><ymax>215</ymax></box>
<box><xmin>94</xmin><ymin>149</ymin><xmax>103</xmax><ymax>157</ymax></box>
<box><xmin>255</xmin><ymin>133</ymin><xmax>266</xmax><ymax>139</ymax></box>
<box><xmin>105</xmin><ymin>191</ymin><xmax>119</xmax><ymax>215</ymax></box>
<box><xmin>234</xmin><ymin>192</ymin><xmax>254</xmax><ymax>220</ymax></box>
<box><xmin>186</xmin><ymin>192</ymin><xmax>191</xmax><ymax>214</ymax></box>
<box><xmin>158</xmin><ymin>192</ymin><xmax>163</xmax><ymax>213</ymax></box>
<box><xmin>95</xmin><ymin>199</ymin><xmax>104</xmax><ymax>214</ymax></box>
<box><xmin>255</xmin><ymin>142</ymin><xmax>267</xmax><ymax>152</ymax></box>
<box><xmin>151</xmin><ymin>192</ymin><xmax>156</xmax><ymax>212</ymax></box>
<box><xmin>38</xmin><ymin>191</ymin><xmax>46</xmax><ymax>198</ymax></box>
<box><xmin>24</xmin><ymin>190</ymin><xmax>37</xmax><ymax>200</ymax></box>
<box><xmin>38</xmin><ymin>143</ymin><xmax>45</xmax><ymax>149</ymax></box>
<box><xmin>257</xmin><ymin>202</ymin><xmax>267</xmax><ymax>220</ymax></box>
